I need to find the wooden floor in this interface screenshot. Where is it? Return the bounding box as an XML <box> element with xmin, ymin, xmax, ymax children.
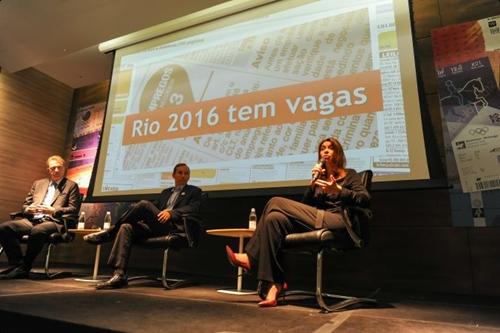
<box><xmin>0</xmin><ymin>267</ymin><xmax>500</xmax><ymax>332</ymax></box>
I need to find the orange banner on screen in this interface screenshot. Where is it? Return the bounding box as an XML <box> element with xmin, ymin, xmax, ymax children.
<box><xmin>122</xmin><ymin>70</ymin><xmax>382</xmax><ymax>145</ymax></box>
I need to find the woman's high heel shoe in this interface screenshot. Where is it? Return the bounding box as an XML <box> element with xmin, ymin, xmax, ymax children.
<box><xmin>258</xmin><ymin>281</ymin><xmax>288</xmax><ymax>300</ymax></box>
<box><xmin>225</xmin><ymin>245</ymin><xmax>251</xmax><ymax>272</ymax></box>
<box><xmin>258</xmin><ymin>283</ymin><xmax>286</xmax><ymax>308</ymax></box>
<box><xmin>258</xmin><ymin>298</ymin><xmax>278</xmax><ymax>308</ymax></box>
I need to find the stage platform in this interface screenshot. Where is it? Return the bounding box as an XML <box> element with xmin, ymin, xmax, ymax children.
<box><xmin>0</xmin><ymin>267</ymin><xmax>500</xmax><ymax>332</ymax></box>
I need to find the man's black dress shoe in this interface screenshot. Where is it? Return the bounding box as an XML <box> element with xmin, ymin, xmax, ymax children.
<box><xmin>95</xmin><ymin>274</ymin><xmax>128</xmax><ymax>290</ymax></box>
<box><xmin>83</xmin><ymin>230</ymin><xmax>112</xmax><ymax>244</ymax></box>
<box><xmin>0</xmin><ymin>266</ymin><xmax>30</xmax><ymax>280</ymax></box>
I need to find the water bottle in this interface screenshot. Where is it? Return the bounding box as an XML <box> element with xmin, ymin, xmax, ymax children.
<box><xmin>248</xmin><ymin>208</ymin><xmax>257</xmax><ymax>230</ymax></box>
<box><xmin>103</xmin><ymin>211</ymin><xmax>112</xmax><ymax>230</ymax></box>
<box><xmin>77</xmin><ymin>212</ymin><xmax>86</xmax><ymax>229</ymax></box>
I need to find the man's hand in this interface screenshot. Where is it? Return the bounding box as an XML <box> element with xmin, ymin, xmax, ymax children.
<box><xmin>41</xmin><ymin>205</ymin><xmax>55</xmax><ymax>215</ymax></box>
<box><xmin>157</xmin><ymin>209</ymin><xmax>172</xmax><ymax>223</ymax></box>
<box><xmin>25</xmin><ymin>205</ymin><xmax>55</xmax><ymax>215</ymax></box>
<box><xmin>25</xmin><ymin>205</ymin><xmax>38</xmax><ymax>214</ymax></box>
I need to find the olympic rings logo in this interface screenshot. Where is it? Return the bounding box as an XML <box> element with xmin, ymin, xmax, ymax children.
<box><xmin>468</xmin><ymin>127</ymin><xmax>489</xmax><ymax>135</ymax></box>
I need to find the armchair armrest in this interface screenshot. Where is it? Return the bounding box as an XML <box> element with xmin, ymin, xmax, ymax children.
<box><xmin>9</xmin><ymin>211</ymin><xmax>24</xmax><ymax>219</ymax></box>
<box><xmin>347</xmin><ymin>206</ymin><xmax>373</xmax><ymax>219</ymax></box>
<box><xmin>10</xmin><ymin>211</ymin><xmax>78</xmax><ymax>225</ymax></box>
<box><xmin>60</xmin><ymin>213</ymin><xmax>78</xmax><ymax>229</ymax></box>
<box><xmin>59</xmin><ymin>214</ymin><xmax>78</xmax><ymax>242</ymax></box>
<box><xmin>182</xmin><ymin>213</ymin><xmax>204</xmax><ymax>248</ymax></box>
<box><xmin>341</xmin><ymin>205</ymin><xmax>373</xmax><ymax>249</ymax></box>
<box><xmin>181</xmin><ymin>191</ymin><xmax>207</xmax><ymax>248</ymax></box>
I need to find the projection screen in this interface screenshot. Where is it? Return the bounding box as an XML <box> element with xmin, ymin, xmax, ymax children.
<box><xmin>92</xmin><ymin>0</ymin><xmax>429</xmax><ymax>198</ymax></box>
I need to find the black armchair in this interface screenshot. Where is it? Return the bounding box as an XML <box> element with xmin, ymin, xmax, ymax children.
<box><xmin>129</xmin><ymin>193</ymin><xmax>207</xmax><ymax>289</ymax></box>
<box><xmin>283</xmin><ymin>170</ymin><xmax>378</xmax><ymax>312</ymax></box>
<box><xmin>0</xmin><ymin>210</ymin><xmax>79</xmax><ymax>278</ymax></box>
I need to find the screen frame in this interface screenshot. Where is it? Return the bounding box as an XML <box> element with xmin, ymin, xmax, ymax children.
<box><xmin>86</xmin><ymin>0</ymin><xmax>445</xmax><ymax>202</ymax></box>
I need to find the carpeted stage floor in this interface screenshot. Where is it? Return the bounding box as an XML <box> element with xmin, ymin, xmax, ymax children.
<box><xmin>0</xmin><ymin>267</ymin><xmax>500</xmax><ymax>333</ymax></box>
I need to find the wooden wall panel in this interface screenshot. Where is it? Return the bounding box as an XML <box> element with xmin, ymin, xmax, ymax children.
<box><xmin>424</xmin><ymin>94</ymin><xmax>446</xmax><ymax>166</ymax></box>
<box><xmin>412</xmin><ymin>0</ymin><xmax>441</xmax><ymax>39</ymax></box>
<box><xmin>0</xmin><ymin>68</ymin><xmax>73</xmax><ymax>223</ymax></box>
<box><xmin>416</xmin><ymin>37</ymin><xmax>437</xmax><ymax>95</ymax></box>
<box><xmin>469</xmin><ymin>228</ymin><xmax>500</xmax><ymax>295</ymax></box>
<box><xmin>439</xmin><ymin>0</ymin><xmax>500</xmax><ymax>26</ymax></box>
<box><xmin>370</xmin><ymin>189</ymin><xmax>452</xmax><ymax>227</ymax></box>
<box><xmin>366</xmin><ymin>227</ymin><xmax>474</xmax><ymax>293</ymax></box>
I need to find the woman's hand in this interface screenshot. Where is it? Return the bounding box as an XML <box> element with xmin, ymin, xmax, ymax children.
<box><xmin>309</xmin><ymin>163</ymin><xmax>325</xmax><ymax>186</ymax></box>
<box><xmin>313</xmin><ymin>175</ymin><xmax>342</xmax><ymax>194</ymax></box>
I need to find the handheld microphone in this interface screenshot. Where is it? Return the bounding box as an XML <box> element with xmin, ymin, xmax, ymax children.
<box><xmin>312</xmin><ymin>158</ymin><xmax>326</xmax><ymax>181</ymax></box>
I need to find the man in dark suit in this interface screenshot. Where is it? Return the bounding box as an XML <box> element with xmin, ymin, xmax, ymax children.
<box><xmin>84</xmin><ymin>163</ymin><xmax>202</xmax><ymax>289</ymax></box>
<box><xmin>0</xmin><ymin>155</ymin><xmax>81</xmax><ymax>279</ymax></box>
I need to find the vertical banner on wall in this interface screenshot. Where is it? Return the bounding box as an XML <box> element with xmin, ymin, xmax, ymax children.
<box><xmin>432</xmin><ymin>16</ymin><xmax>500</xmax><ymax>193</ymax></box>
<box><xmin>432</xmin><ymin>16</ymin><xmax>500</xmax><ymax>226</ymax></box>
<box><xmin>67</xmin><ymin>102</ymin><xmax>106</xmax><ymax>196</ymax></box>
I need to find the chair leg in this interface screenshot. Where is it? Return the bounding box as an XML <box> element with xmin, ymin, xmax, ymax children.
<box><xmin>285</xmin><ymin>249</ymin><xmax>379</xmax><ymax>312</ymax></box>
<box><xmin>315</xmin><ymin>249</ymin><xmax>378</xmax><ymax>313</ymax></box>
<box><xmin>161</xmin><ymin>248</ymin><xmax>189</xmax><ymax>289</ymax></box>
<box><xmin>43</xmin><ymin>243</ymin><xmax>63</xmax><ymax>278</ymax></box>
<box><xmin>128</xmin><ymin>248</ymin><xmax>190</xmax><ymax>289</ymax></box>
<box><xmin>31</xmin><ymin>243</ymin><xmax>71</xmax><ymax>279</ymax></box>
<box><xmin>44</xmin><ymin>243</ymin><xmax>53</xmax><ymax>277</ymax></box>
<box><xmin>1</xmin><ymin>242</ymin><xmax>71</xmax><ymax>279</ymax></box>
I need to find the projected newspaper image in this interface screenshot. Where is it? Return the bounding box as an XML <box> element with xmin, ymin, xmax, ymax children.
<box><xmin>95</xmin><ymin>0</ymin><xmax>428</xmax><ymax>195</ymax></box>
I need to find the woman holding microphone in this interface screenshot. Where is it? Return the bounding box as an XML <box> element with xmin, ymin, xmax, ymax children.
<box><xmin>225</xmin><ymin>137</ymin><xmax>371</xmax><ymax>307</ymax></box>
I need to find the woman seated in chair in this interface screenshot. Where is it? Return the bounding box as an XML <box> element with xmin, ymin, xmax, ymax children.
<box><xmin>225</xmin><ymin>137</ymin><xmax>370</xmax><ymax>307</ymax></box>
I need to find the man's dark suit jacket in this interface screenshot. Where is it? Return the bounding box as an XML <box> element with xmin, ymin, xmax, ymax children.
<box><xmin>22</xmin><ymin>177</ymin><xmax>81</xmax><ymax>226</ymax></box>
<box><xmin>154</xmin><ymin>184</ymin><xmax>203</xmax><ymax>246</ymax></box>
